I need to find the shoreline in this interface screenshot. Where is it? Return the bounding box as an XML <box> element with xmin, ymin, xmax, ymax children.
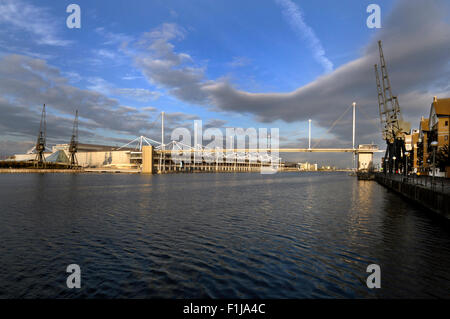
<box><xmin>0</xmin><ymin>168</ymin><xmax>352</xmax><ymax>174</ymax></box>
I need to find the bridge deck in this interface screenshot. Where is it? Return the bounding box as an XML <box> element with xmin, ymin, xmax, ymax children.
<box><xmin>159</xmin><ymin>148</ymin><xmax>381</xmax><ymax>153</ymax></box>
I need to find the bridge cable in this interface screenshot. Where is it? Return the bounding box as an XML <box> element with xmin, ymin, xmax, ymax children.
<box><xmin>312</xmin><ymin>104</ymin><xmax>352</xmax><ymax>149</ymax></box>
<box><xmin>143</xmin><ymin>112</ymin><xmax>162</xmax><ymax>141</ymax></box>
<box><xmin>357</xmin><ymin>104</ymin><xmax>383</xmax><ymax>135</ymax></box>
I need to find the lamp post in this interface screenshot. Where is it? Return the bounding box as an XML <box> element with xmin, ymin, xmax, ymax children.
<box><xmin>417</xmin><ymin>138</ymin><xmax>422</xmax><ymax>174</ymax></box>
<box><xmin>404</xmin><ymin>152</ymin><xmax>409</xmax><ymax>178</ymax></box>
<box><xmin>393</xmin><ymin>156</ymin><xmax>397</xmax><ymax>174</ymax></box>
<box><xmin>431</xmin><ymin>140</ymin><xmax>438</xmax><ymax>189</ymax></box>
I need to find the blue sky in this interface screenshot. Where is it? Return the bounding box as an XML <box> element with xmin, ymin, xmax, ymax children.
<box><xmin>47</xmin><ymin>0</ymin><xmax>389</xmax><ymax>90</ymax></box>
<box><xmin>0</xmin><ymin>0</ymin><xmax>449</xmax><ymax>166</ymax></box>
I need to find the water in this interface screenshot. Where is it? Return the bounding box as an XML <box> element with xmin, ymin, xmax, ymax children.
<box><xmin>0</xmin><ymin>172</ymin><xmax>449</xmax><ymax>298</ymax></box>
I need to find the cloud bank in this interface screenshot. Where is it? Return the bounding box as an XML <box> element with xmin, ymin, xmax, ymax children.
<box><xmin>0</xmin><ymin>54</ymin><xmax>208</xmax><ymax>151</ymax></box>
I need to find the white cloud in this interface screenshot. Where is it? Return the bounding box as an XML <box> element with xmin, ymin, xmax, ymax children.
<box><xmin>228</xmin><ymin>56</ymin><xmax>251</xmax><ymax>68</ymax></box>
<box><xmin>93</xmin><ymin>49</ymin><xmax>118</xmax><ymax>60</ymax></box>
<box><xmin>87</xmin><ymin>77</ymin><xmax>160</xmax><ymax>102</ymax></box>
<box><xmin>122</xmin><ymin>74</ymin><xmax>143</xmax><ymax>80</ymax></box>
<box><xmin>95</xmin><ymin>27</ymin><xmax>134</xmax><ymax>46</ymax></box>
<box><xmin>133</xmin><ymin>23</ymin><xmax>210</xmax><ymax>104</ymax></box>
<box><xmin>115</xmin><ymin>88</ymin><xmax>160</xmax><ymax>102</ymax></box>
<box><xmin>142</xmin><ymin>106</ymin><xmax>158</xmax><ymax>112</ymax></box>
<box><xmin>0</xmin><ymin>0</ymin><xmax>71</xmax><ymax>46</ymax></box>
<box><xmin>275</xmin><ymin>0</ymin><xmax>333</xmax><ymax>73</ymax></box>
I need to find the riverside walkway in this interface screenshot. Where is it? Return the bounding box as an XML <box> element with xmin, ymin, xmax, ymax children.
<box><xmin>381</xmin><ymin>173</ymin><xmax>450</xmax><ymax>194</ymax></box>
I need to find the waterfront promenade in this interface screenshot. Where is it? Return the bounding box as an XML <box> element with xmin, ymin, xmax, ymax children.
<box><xmin>379</xmin><ymin>173</ymin><xmax>450</xmax><ymax>194</ymax></box>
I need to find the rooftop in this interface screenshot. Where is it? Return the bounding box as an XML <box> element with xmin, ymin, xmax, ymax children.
<box><xmin>432</xmin><ymin>97</ymin><xmax>450</xmax><ymax>116</ymax></box>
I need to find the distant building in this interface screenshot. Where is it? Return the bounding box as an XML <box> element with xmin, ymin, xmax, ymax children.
<box><xmin>297</xmin><ymin>162</ymin><xmax>318</xmax><ymax>171</ymax></box>
<box><xmin>428</xmin><ymin>97</ymin><xmax>450</xmax><ymax>176</ymax></box>
<box><xmin>13</xmin><ymin>143</ymin><xmax>136</xmax><ymax>168</ymax></box>
<box><xmin>52</xmin><ymin>143</ymin><xmax>121</xmax><ymax>153</ymax></box>
<box><xmin>417</xmin><ymin>117</ymin><xmax>430</xmax><ymax>174</ymax></box>
<box><xmin>357</xmin><ymin>144</ymin><xmax>378</xmax><ymax>171</ymax></box>
<box><xmin>428</xmin><ymin>97</ymin><xmax>449</xmax><ymax>147</ymax></box>
<box><xmin>404</xmin><ymin>134</ymin><xmax>413</xmax><ymax>152</ymax></box>
<box><xmin>411</xmin><ymin>129</ymin><xmax>420</xmax><ymax>173</ymax></box>
<box><xmin>14</xmin><ymin>152</ymin><xmax>51</xmax><ymax>162</ymax></box>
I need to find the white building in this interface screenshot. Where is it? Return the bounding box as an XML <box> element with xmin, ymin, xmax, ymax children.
<box><xmin>13</xmin><ymin>143</ymin><xmax>136</xmax><ymax>168</ymax></box>
<box><xmin>298</xmin><ymin>162</ymin><xmax>318</xmax><ymax>171</ymax></box>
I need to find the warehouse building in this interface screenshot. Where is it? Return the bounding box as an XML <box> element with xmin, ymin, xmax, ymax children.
<box><xmin>13</xmin><ymin>143</ymin><xmax>136</xmax><ymax>169</ymax></box>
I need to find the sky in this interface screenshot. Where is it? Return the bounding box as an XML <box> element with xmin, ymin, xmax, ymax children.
<box><xmin>0</xmin><ymin>0</ymin><xmax>449</xmax><ymax>167</ymax></box>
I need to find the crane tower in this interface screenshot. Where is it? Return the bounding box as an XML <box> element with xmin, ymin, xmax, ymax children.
<box><xmin>69</xmin><ymin>110</ymin><xmax>79</xmax><ymax>167</ymax></box>
<box><xmin>35</xmin><ymin>104</ymin><xmax>47</xmax><ymax>168</ymax></box>
<box><xmin>374</xmin><ymin>40</ymin><xmax>410</xmax><ymax>174</ymax></box>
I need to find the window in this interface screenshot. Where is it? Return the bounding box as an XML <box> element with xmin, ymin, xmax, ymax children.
<box><xmin>445</xmin><ymin>120</ymin><xmax>449</xmax><ymax>126</ymax></box>
<box><xmin>445</xmin><ymin>135</ymin><xmax>448</xmax><ymax>141</ymax></box>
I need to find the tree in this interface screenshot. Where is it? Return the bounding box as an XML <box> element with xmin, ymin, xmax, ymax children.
<box><xmin>435</xmin><ymin>144</ymin><xmax>450</xmax><ymax>172</ymax></box>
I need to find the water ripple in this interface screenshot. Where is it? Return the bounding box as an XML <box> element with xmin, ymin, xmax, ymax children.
<box><xmin>0</xmin><ymin>172</ymin><xmax>450</xmax><ymax>298</ymax></box>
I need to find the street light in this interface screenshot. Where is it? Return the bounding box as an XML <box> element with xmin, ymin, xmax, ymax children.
<box><xmin>405</xmin><ymin>152</ymin><xmax>410</xmax><ymax>176</ymax></box>
<box><xmin>431</xmin><ymin>140</ymin><xmax>438</xmax><ymax>189</ymax></box>
<box><xmin>393</xmin><ymin>156</ymin><xmax>397</xmax><ymax>174</ymax></box>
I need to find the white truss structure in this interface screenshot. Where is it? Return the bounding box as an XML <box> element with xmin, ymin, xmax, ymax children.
<box><xmin>116</xmin><ymin>111</ymin><xmax>282</xmax><ymax>170</ymax></box>
<box><xmin>117</xmin><ymin>135</ymin><xmax>161</xmax><ymax>151</ymax></box>
<box><xmin>170</xmin><ymin>142</ymin><xmax>281</xmax><ymax>166</ymax></box>
<box><xmin>117</xmin><ymin>135</ymin><xmax>281</xmax><ymax>166</ymax></box>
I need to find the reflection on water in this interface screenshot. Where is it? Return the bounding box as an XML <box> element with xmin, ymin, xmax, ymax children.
<box><xmin>0</xmin><ymin>172</ymin><xmax>449</xmax><ymax>298</ymax></box>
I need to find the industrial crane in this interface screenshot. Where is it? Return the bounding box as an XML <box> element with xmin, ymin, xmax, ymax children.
<box><xmin>69</xmin><ymin>110</ymin><xmax>79</xmax><ymax>167</ymax></box>
<box><xmin>35</xmin><ymin>104</ymin><xmax>47</xmax><ymax>168</ymax></box>
<box><xmin>374</xmin><ymin>40</ymin><xmax>410</xmax><ymax>174</ymax></box>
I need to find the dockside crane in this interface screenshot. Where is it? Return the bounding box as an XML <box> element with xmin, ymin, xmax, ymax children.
<box><xmin>35</xmin><ymin>104</ymin><xmax>47</xmax><ymax>168</ymax></box>
<box><xmin>69</xmin><ymin>110</ymin><xmax>79</xmax><ymax>167</ymax></box>
<box><xmin>374</xmin><ymin>40</ymin><xmax>410</xmax><ymax>174</ymax></box>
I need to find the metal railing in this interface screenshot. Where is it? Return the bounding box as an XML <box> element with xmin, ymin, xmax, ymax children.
<box><xmin>383</xmin><ymin>172</ymin><xmax>450</xmax><ymax>194</ymax></box>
